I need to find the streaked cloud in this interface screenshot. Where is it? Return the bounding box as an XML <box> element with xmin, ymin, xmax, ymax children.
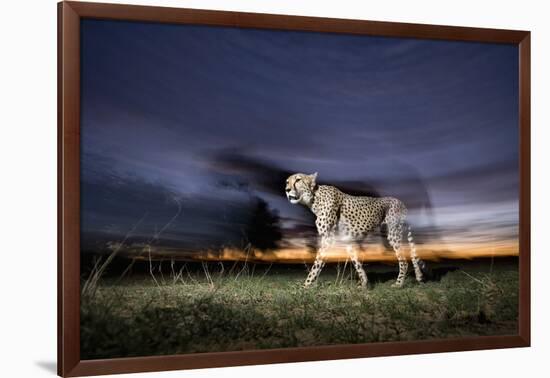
<box><xmin>80</xmin><ymin>20</ymin><xmax>519</xmax><ymax>260</ymax></box>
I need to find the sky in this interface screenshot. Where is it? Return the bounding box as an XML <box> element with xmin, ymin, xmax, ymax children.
<box><xmin>80</xmin><ymin>19</ymin><xmax>519</xmax><ymax>260</ymax></box>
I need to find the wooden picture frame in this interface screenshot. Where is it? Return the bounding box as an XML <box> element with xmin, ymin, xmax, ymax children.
<box><xmin>58</xmin><ymin>1</ymin><xmax>530</xmax><ymax>376</ymax></box>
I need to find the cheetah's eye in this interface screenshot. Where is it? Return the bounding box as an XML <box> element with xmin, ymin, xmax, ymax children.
<box><xmin>295</xmin><ymin>177</ymin><xmax>301</xmax><ymax>182</ymax></box>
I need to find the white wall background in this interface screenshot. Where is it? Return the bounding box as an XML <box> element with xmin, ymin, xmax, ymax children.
<box><xmin>1</xmin><ymin>0</ymin><xmax>548</xmax><ymax>377</ymax></box>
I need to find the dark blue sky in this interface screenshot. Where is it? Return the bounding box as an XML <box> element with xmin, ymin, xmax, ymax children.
<box><xmin>80</xmin><ymin>19</ymin><xmax>519</xmax><ymax>252</ymax></box>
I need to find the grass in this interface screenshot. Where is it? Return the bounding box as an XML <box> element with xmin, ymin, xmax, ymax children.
<box><xmin>80</xmin><ymin>261</ymin><xmax>518</xmax><ymax>360</ymax></box>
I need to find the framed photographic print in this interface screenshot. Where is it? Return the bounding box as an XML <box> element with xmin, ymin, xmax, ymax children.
<box><xmin>58</xmin><ymin>1</ymin><xmax>530</xmax><ymax>376</ymax></box>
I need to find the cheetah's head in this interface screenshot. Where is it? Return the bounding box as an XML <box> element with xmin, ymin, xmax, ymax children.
<box><xmin>285</xmin><ymin>172</ymin><xmax>318</xmax><ymax>206</ymax></box>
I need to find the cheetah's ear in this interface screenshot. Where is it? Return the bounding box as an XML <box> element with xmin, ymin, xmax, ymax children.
<box><xmin>309</xmin><ymin>172</ymin><xmax>318</xmax><ymax>187</ymax></box>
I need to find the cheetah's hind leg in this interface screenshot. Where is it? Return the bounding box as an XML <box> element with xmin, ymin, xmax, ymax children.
<box><xmin>388</xmin><ymin>221</ymin><xmax>408</xmax><ymax>288</ymax></box>
<box><xmin>407</xmin><ymin>225</ymin><xmax>425</xmax><ymax>283</ymax></box>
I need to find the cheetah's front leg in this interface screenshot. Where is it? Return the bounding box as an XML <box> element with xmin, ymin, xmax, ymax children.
<box><xmin>304</xmin><ymin>236</ymin><xmax>332</xmax><ymax>287</ymax></box>
<box><xmin>346</xmin><ymin>245</ymin><xmax>368</xmax><ymax>289</ymax></box>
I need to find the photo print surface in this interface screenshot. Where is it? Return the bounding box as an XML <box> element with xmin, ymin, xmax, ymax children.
<box><xmin>79</xmin><ymin>19</ymin><xmax>519</xmax><ymax>359</ymax></box>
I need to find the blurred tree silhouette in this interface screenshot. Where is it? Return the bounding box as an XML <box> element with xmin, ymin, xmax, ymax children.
<box><xmin>245</xmin><ymin>197</ymin><xmax>282</xmax><ymax>251</ymax></box>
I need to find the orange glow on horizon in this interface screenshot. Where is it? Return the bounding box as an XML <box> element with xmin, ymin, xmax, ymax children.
<box><xmin>126</xmin><ymin>241</ymin><xmax>518</xmax><ymax>264</ymax></box>
<box><xmin>206</xmin><ymin>243</ymin><xmax>518</xmax><ymax>263</ymax></box>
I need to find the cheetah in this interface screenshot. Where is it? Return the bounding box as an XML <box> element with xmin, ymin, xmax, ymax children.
<box><xmin>285</xmin><ymin>172</ymin><xmax>426</xmax><ymax>288</ymax></box>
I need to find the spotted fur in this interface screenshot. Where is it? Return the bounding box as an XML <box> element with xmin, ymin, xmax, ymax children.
<box><xmin>285</xmin><ymin>172</ymin><xmax>425</xmax><ymax>288</ymax></box>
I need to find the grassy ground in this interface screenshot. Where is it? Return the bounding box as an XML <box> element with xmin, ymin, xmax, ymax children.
<box><xmin>81</xmin><ymin>261</ymin><xmax>518</xmax><ymax>360</ymax></box>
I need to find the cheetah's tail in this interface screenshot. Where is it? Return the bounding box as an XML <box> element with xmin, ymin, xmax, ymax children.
<box><xmin>406</xmin><ymin>225</ymin><xmax>429</xmax><ymax>281</ymax></box>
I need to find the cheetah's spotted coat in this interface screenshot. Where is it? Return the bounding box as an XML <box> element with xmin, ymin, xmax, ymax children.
<box><xmin>285</xmin><ymin>172</ymin><xmax>425</xmax><ymax>288</ymax></box>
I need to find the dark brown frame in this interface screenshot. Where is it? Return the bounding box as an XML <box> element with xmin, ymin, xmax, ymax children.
<box><xmin>58</xmin><ymin>1</ymin><xmax>531</xmax><ymax>376</ymax></box>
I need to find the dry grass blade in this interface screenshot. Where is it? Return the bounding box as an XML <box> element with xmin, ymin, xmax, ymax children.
<box><xmin>82</xmin><ymin>213</ymin><xmax>147</xmax><ymax>298</ymax></box>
